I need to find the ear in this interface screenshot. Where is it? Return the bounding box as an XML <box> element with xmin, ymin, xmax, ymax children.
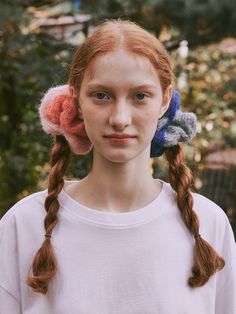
<box><xmin>159</xmin><ymin>84</ymin><xmax>173</xmax><ymax>118</ymax></box>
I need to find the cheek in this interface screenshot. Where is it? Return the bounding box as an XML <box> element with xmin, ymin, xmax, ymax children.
<box><xmin>82</xmin><ymin>106</ymin><xmax>102</xmax><ymax>124</ymax></box>
<box><xmin>148</xmin><ymin>111</ymin><xmax>162</xmax><ymax>142</ymax></box>
<box><xmin>81</xmin><ymin>107</ymin><xmax>105</xmax><ymax>139</ymax></box>
<box><xmin>137</xmin><ymin>107</ymin><xmax>160</xmax><ymax>131</ymax></box>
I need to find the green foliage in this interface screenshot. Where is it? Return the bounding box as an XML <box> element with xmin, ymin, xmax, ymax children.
<box><xmin>82</xmin><ymin>0</ymin><xmax>236</xmax><ymax>46</ymax></box>
<box><xmin>155</xmin><ymin>41</ymin><xmax>236</xmax><ymax>181</ymax></box>
<box><xmin>174</xmin><ymin>43</ymin><xmax>236</xmax><ymax>170</ymax></box>
<box><xmin>0</xmin><ymin>2</ymin><xmax>71</xmax><ymax>213</ymax></box>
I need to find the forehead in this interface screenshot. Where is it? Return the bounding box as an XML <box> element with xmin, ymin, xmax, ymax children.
<box><xmin>82</xmin><ymin>49</ymin><xmax>160</xmax><ymax>87</ymax></box>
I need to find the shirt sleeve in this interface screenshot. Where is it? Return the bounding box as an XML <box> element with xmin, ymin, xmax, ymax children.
<box><xmin>215</xmin><ymin>214</ymin><xmax>236</xmax><ymax>314</ymax></box>
<box><xmin>0</xmin><ymin>210</ymin><xmax>22</xmax><ymax>313</ymax></box>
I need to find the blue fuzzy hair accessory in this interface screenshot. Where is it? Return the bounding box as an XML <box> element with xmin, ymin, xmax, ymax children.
<box><xmin>150</xmin><ymin>90</ymin><xmax>197</xmax><ymax>157</ymax></box>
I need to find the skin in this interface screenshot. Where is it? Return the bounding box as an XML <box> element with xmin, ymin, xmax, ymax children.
<box><xmin>64</xmin><ymin>48</ymin><xmax>173</xmax><ymax>213</ymax></box>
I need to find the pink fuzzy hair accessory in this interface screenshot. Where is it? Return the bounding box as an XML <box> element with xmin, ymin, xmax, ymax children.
<box><xmin>39</xmin><ymin>84</ymin><xmax>93</xmax><ymax>155</ymax></box>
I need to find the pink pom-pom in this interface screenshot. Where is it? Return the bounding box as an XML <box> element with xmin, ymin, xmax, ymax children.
<box><xmin>39</xmin><ymin>84</ymin><xmax>92</xmax><ymax>155</ymax></box>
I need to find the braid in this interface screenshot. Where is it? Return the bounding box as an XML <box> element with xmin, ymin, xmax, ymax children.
<box><xmin>26</xmin><ymin>135</ymin><xmax>71</xmax><ymax>294</ymax></box>
<box><xmin>165</xmin><ymin>144</ymin><xmax>225</xmax><ymax>287</ymax></box>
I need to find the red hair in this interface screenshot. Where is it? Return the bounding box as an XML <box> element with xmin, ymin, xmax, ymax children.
<box><xmin>27</xmin><ymin>19</ymin><xmax>224</xmax><ymax>294</ymax></box>
<box><xmin>69</xmin><ymin>19</ymin><xmax>174</xmax><ymax>95</ymax></box>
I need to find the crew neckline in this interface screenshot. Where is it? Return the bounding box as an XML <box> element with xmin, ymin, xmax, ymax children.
<box><xmin>58</xmin><ymin>179</ymin><xmax>171</xmax><ymax>228</ymax></box>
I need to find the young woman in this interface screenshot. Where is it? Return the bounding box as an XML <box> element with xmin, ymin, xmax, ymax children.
<box><xmin>0</xmin><ymin>19</ymin><xmax>235</xmax><ymax>314</ymax></box>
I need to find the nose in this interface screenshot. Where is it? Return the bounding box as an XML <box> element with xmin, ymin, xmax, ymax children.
<box><xmin>108</xmin><ymin>101</ymin><xmax>132</xmax><ymax>130</ymax></box>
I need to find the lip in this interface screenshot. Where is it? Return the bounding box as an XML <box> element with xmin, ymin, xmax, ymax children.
<box><xmin>104</xmin><ymin>133</ymin><xmax>136</xmax><ymax>139</ymax></box>
<box><xmin>105</xmin><ymin>137</ymin><xmax>135</xmax><ymax>144</ymax></box>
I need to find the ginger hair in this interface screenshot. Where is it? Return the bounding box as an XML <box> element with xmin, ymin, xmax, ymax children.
<box><xmin>26</xmin><ymin>135</ymin><xmax>71</xmax><ymax>293</ymax></box>
<box><xmin>165</xmin><ymin>145</ymin><xmax>224</xmax><ymax>287</ymax></box>
<box><xmin>27</xmin><ymin>18</ymin><xmax>225</xmax><ymax>294</ymax></box>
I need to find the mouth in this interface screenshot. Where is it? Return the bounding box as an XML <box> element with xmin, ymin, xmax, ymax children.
<box><xmin>103</xmin><ymin>134</ymin><xmax>136</xmax><ymax>143</ymax></box>
<box><xmin>104</xmin><ymin>134</ymin><xmax>136</xmax><ymax>139</ymax></box>
<box><xmin>105</xmin><ymin>138</ymin><xmax>135</xmax><ymax>143</ymax></box>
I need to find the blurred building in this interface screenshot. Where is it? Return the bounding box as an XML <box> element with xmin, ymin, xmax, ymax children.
<box><xmin>28</xmin><ymin>2</ymin><xmax>92</xmax><ymax>45</ymax></box>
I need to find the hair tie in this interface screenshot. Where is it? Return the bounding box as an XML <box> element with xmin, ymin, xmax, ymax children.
<box><xmin>45</xmin><ymin>234</ymin><xmax>52</xmax><ymax>239</ymax></box>
<box><xmin>150</xmin><ymin>90</ymin><xmax>197</xmax><ymax>157</ymax></box>
<box><xmin>194</xmin><ymin>234</ymin><xmax>201</xmax><ymax>240</ymax></box>
<box><xmin>39</xmin><ymin>84</ymin><xmax>93</xmax><ymax>155</ymax></box>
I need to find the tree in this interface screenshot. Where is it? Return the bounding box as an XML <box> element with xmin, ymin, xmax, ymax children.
<box><xmin>81</xmin><ymin>0</ymin><xmax>236</xmax><ymax>46</ymax></box>
<box><xmin>0</xmin><ymin>1</ymin><xmax>71</xmax><ymax>213</ymax></box>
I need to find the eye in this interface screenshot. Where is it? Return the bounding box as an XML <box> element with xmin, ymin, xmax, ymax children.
<box><xmin>135</xmin><ymin>92</ymin><xmax>148</xmax><ymax>101</ymax></box>
<box><xmin>93</xmin><ymin>92</ymin><xmax>109</xmax><ymax>100</ymax></box>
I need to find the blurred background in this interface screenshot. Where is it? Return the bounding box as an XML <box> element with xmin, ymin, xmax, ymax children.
<box><xmin>0</xmin><ymin>0</ymin><xmax>236</xmax><ymax>235</ymax></box>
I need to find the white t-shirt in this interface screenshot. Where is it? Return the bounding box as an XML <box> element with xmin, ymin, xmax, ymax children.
<box><xmin>0</xmin><ymin>179</ymin><xmax>235</xmax><ymax>314</ymax></box>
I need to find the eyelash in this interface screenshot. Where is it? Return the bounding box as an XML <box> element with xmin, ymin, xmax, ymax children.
<box><xmin>92</xmin><ymin>92</ymin><xmax>149</xmax><ymax>101</ymax></box>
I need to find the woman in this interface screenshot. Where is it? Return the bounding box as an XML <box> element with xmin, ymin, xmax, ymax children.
<box><xmin>0</xmin><ymin>19</ymin><xmax>235</xmax><ymax>314</ymax></box>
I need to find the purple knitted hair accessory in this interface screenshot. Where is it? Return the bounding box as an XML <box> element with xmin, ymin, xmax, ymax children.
<box><xmin>150</xmin><ymin>90</ymin><xmax>197</xmax><ymax>157</ymax></box>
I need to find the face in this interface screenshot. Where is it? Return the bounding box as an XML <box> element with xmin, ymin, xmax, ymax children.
<box><xmin>78</xmin><ymin>49</ymin><xmax>172</xmax><ymax>163</ymax></box>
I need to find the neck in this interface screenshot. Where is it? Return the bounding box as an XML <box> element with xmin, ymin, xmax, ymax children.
<box><xmin>71</xmin><ymin>147</ymin><xmax>162</xmax><ymax>212</ymax></box>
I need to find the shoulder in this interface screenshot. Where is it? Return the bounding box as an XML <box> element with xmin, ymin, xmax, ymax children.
<box><xmin>0</xmin><ymin>190</ymin><xmax>49</xmax><ymax>303</ymax></box>
<box><xmin>191</xmin><ymin>190</ymin><xmax>228</xmax><ymax>223</ymax></box>
<box><xmin>162</xmin><ymin>180</ymin><xmax>235</xmax><ymax>253</ymax></box>
<box><xmin>162</xmin><ymin>180</ymin><xmax>229</xmax><ymax>223</ymax></box>
<box><xmin>190</xmin><ymin>191</ymin><xmax>235</xmax><ymax>247</ymax></box>
<box><xmin>0</xmin><ymin>189</ymin><xmax>48</xmax><ymax>243</ymax></box>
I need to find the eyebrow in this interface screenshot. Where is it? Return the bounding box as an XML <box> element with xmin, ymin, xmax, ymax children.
<box><xmin>86</xmin><ymin>83</ymin><xmax>157</xmax><ymax>91</ymax></box>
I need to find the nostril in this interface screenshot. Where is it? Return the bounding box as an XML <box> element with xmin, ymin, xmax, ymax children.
<box><xmin>108</xmin><ymin>113</ymin><xmax>132</xmax><ymax>129</ymax></box>
<box><xmin>109</xmin><ymin>120</ymin><xmax>131</xmax><ymax>130</ymax></box>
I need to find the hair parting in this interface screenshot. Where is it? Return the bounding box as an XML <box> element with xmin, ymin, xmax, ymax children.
<box><xmin>165</xmin><ymin>144</ymin><xmax>225</xmax><ymax>287</ymax></box>
<box><xmin>26</xmin><ymin>135</ymin><xmax>71</xmax><ymax>294</ymax></box>
<box><xmin>68</xmin><ymin>19</ymin><xmax>174</xmax><ymax>95</ymax></box>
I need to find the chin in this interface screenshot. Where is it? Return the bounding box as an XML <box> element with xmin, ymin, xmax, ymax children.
<box><xmin>102</xmin><ymin>149</ymin><xmax>143</xmax><ymax>164</ymax></box>
<box><xmin>94</xmin><ymin>143</ymin><xmax>149</xmax><ymax>163</ymax></box>
<box><xmin>105</xmin><ymin>154</ymin><xmax>133</xmax><ymax>163</ymax></box>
